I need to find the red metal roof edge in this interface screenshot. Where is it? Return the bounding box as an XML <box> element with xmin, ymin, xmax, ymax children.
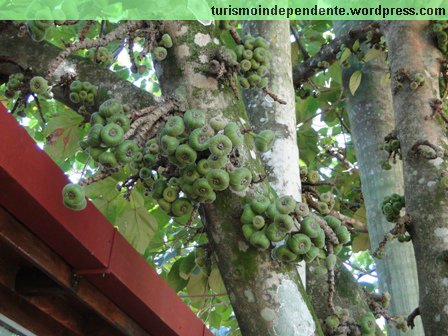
<box><xmin>0</xmin><ymin>104</ymin><xmax>214</xmax><ymax>336</ymax></box>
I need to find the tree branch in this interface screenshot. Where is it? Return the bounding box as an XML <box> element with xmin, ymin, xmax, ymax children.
<box><xmin>0</xmin><ymin>22</ymin><xmax>156</xmax><ymax>112</ymax></box>
<box><xmin>292</xmin><ymin>21</ymin><xmax>380</xmax><ymax>87</ymax></box>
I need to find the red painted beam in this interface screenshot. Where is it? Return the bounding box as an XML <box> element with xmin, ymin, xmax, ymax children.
<box><xmin>0</xmin><ymin>104</ymin><xmax>214</xmax><ymax>336</ymax></box>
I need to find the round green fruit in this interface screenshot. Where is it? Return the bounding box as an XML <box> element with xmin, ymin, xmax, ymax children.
<box><xmin>189</xmin><ymin>128</ymin><xmax>211</xmax><ymax>151</ymax></box>
<box><xmin>115</xmin><ymin>140</ymin><xmax>139</xmax><ymax>164</ymax></box>
<box><xmin>287</xmin><ymin>234</ymin><xmax>311</xmax><ymax>255</ymax></box>
<box><xmin>98</xmin><ymin>151</ymin><xmax>118</xmax><ymax>168</ymax></box>
<box><xmin>301</xmin><ymin>216</ymin><xmax>320</xmax><ymax>238</ymax></box>
<box><xmin>359</xmin><ymin>312</ymin><xmax>376</xmax><ymax>334</ymax></box>
<box><xmin>160</xmin><ymin>135</ymin><xmax>179</xmax><ymax>155</ymax></box>
<box><xmin>274</xmin><ymin>214</ymin><xmax>294</xmax><ymax>231</ymax></box>
<box><xmin>184</xmin><ymin>109</ymin><xmax>206</xmax><ymax>130</ymax></box>
<box><xmin>62</xmin><ymin>183</ymin><xmax>86</xmax><ymax>211</ymax></box>
<box><xmin>206</xmin><ymin>169</ymin><xmax>230</xmax><ymax>191</ymax></box>
<box><xmin>229</xmin><ymin>167</ymin><xmax>252</xmax><ymax>191</ymax></box>
<box><xmin>265</xmin><ymin>223</ymin><xmax>288</xmax><ymax>242</ymax></box>
<box><xmin>249</xmin><ymin>231</ymin><xmax>270</xmax><ymax>250</ymax></box>
<box><xmin>224</xmin><ymin>122</ymin><xmax>244</xmax><ymax>147</ymax></box>
<box><xmin>165</xmin><ymin>116</ymin><xmax>185</xmax><ymax>136</ymax></box>
<box><xmin>30</xmin><ymin>76</ymin><xmax>48</xmax><ymax>95</ymax></box>
<box><xmin>99</xmin><ymin>98</ymin><xmax>123</xmax><ymax>117</ymax></box>
<box><xmin>154</xmin><ymin>47</ymin><xmax>168</xmax><ymax>61</ymax></box>
<box><xmin>101</xmin><ymin>124</ymin><xmax>124</xmax><ymax>147</ymax></box>
<box><xmin>175</xmin><ymin>144</ymin><xmax>197</xmax><ymax>165</ymax></box>
<box><xmin>250</xmin><ymin>194</ymin><xmax>270</xmax><ymax>214</ymax></box>
<box><xmin>163</xmin><ymin>186</ymin><xmax>178</xmax><ymax>202</ymax></box>
<box><xmin>208</xmin><ymin>134</ymin><xmax>233</xmax><ymax>157</ymax></box>
<box><xmin>276</xmin><ymin>195</ymin><xmax>296</xmax><ymax>214</ymax></box>
<box><xmin>274</xmin><ymin>245</ymin><xmax>297</xmax><ymax>262</ymax></box>
<box><xmin>252</xmin><ymin>215</ymin><xmax>265</xmax><ymax>229</ymax></box>
<box><xmin>172</xmin><ymin>198</ymin><xmax>192</xmax><ymax>217</ymax></box>
<box><xmin>254</xmin><ymin>130</ymin><xmax>275</xmax><ymax>152</ymax></box>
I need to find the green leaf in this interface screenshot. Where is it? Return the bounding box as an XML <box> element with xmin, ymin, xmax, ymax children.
<box><xmin>352</xmin><ymin>39</ymin><xmax>360</xmax><ymax>52</ymax></box>
<box><xmin>208</xmin><ymin>266</ymin><xmax>226</xmax><ymax>294</ymax></box>
<box><xmin>84</xmin><ymin>177</ymin><xmax>129</xmax><ymax>224</ymax></box>
<box><xmin>186</xmin><ymin>268</ymin><xmax>208</xmax><ymax>306</ymax></box>
<box><xmin>349</xmin><ymin>70</ymin><xmax>362</xmax><ymax>96</ymax></box>
<box><xmin>117</xmin><ymin>205</ymin><xmax>157</xmax><ymax>254</ymax></box>
<box><xmin>179</xmin><ymin>253</ymin><xmax>196</xmax><ymax>280</ymax></box>
<box><xmin>339</xmin><ymin>48</ymin><xmax>352</xmax><ymax>64</ymax></box>
<box><xmin>167</xmin><ymin>258</ymin><xmax>188</xmax><ymax>292</ymax></box>
<box><xmin>44</xmin><ymin>109</ymin><xmax>83</xmax><ymax>162</ymax></box>
<box><xmin>84</xmin><ymin>177</ymin><xmax>119</xmax><ymax>201</ymax></box>
<box><xmin>352</xmin><ymin>233</ymin><xmax>371</xmax><ymax>253</ymax></box>
<box><xmin>363</xmin><ymin>48</ymin><xmax>384</xmax><ymax>63</ymax></box>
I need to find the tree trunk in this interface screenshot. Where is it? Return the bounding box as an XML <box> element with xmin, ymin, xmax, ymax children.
<box><xmin>383</xmin><ymin>20</ymin><xmax>448</xmax><ymax>336</ymax></box>
<box><xmin>242</xmin><ymin>20</ymin><xmax>304</xmax><ymax>281</ymax></box>
<box><xmin>155</xmin><ymin>21</ymin><xmax>321</xmax><ymax>336</ymax></box>
<box><xmin>241</xmin><ymin>20</ymin><xmax>381</xmax><ymax>336</ymax></box>
<box><xmin>335</xmin><ymin>21</ymin><xmax>423</xmax><ymax>336</ymax></box>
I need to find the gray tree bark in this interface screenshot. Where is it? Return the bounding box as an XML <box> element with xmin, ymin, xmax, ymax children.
<box><xmin>334</xmin><ymin>21</ymin><xmax>423</xmax><ymax>336</ymax></box>
<box><xmin>383</xmin><ymin>20</ymin><xmax>448</xmax><ymax>336</ymax></box>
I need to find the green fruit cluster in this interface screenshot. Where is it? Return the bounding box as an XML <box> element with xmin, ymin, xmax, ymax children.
<box><xmin>69</xmin><ymin>80</ymin><xmax>98</xmax><ymax>106</ymax></box>
<box><xmin>5</xmin><ymin>73</ymin><xmax>24</xmax><ymax>98</ymax></box>
<box><xmin>433</xmin><ymin>21</ymin><xmax>448</xmax><ymax>55</ymax></box>
<box><xmin>85</xmin><ymin>47</ymin><xmax>114</xmax><ymax>65</ymax></box>
<box><xmin>317</xmin><ymin>191</ymin><xmax>335</xmax><ymax>215</ymax></box>
<box><xmin>299</xmin><ymin>165</ymin><xmax>320</xmax><ymax>184</ymax></box>
<box><xmin>62</xmin><ymin>183</ymin><xmax>86</xmax><ymax>211</ymax></box>
<box><xmin>26</xmin><ymin>20</ymin><xmax>54</xmax><ymax>42</ymax></box>
<box><xmin>240</xmin><ymin>193</ymin><xmax>347</xmax><ymax>264</ymax></box>
<box><xmin>131</xmin><ymin>138</ymin><xmax>159</xmax><ymax>179</ymax></box>
<box><xmin>379</xmin><ymin>137</ymin><xmax>401</xmax><ymax>170</ymax></box>
<box><xmin>381</xmin><ymin>193</ymin><xmax>405</xmax><ymax>222</ymax></box>
<box><xmin>233</xmin><ymin>35</ymin><xmax>270</xmax><ymax>89</ymax></box>
<box><xmin>81</xmin><ymin>99</ymin><xmax>138</xmax><ymax>169</ymax></box>
<box><xmin>138</xmin><ymin>109</ymin><xmax>281</xmax><ymax>219</ymax></box>
<box><xmin>153</xmin><ymin>33</ymin><xmax>173</xmax><ymax>61</ymax></box>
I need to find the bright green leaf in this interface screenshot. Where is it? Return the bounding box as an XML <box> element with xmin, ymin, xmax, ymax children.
<box><xmin>349</xmin><ymin>70</ymin><xmax>362</xmax><ymax>96</ymax></box>
<box><xmin>339</xmin><ymin>48</ymin><xmax>352</xmax><ymax>64</ymax></box>
<box><xmin>117</xmin><ymin>206</ymin><xmax>157</xmax><ymax>254</ymax></box>
<box><xmin>208</xmin><ymin>266</ymin><xmax>226</xmax><ymax>294</ymax></box>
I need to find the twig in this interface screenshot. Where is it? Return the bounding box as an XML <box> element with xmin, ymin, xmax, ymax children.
<box><xmin>179</xmin><ymin>293</ymin><xmax>227</xmax><ymax>298</ymax></box>
<box><xmin>31</xmin><ymin>93</ymin><xmax>46</xmax><ymax>124</ymax></box>
<box><xmin>78</xmin><ymin>20</ymin><xmax>95</xmax><ymax>42</ymax></box>
<box><xmin>47</xmin><ymin>21</ymin><xmax>146</xmax><ymax>81</ymax></box>
<box><xmin>290</xmin><ymin>24</ymin><xmax>309</xmax><ymax>60</ymax></box>
<box><xmin>79</xmin><ymin>170</ymin><xmax>115</xmax><ymax>186</ymax></box>
<box><xmin>329</xmin><ymin>211</ymin><xmax>368</xmax><ymax>232</ymax></box>
<box><xmin>125</xmin><ymin>100</ymin><xmax>175</xmax><ymax>140</ymax></box>
<box><xmin>229</xmin><ymin>27</ymin><xmax>242</xmax><ymax>45</ymax></box>
<box><xmin>293</xmin><ymin>22</ymin><xmax>381</xmax><ymax>87</ymax></box>
<box><xmin>262</xmin><ymin>87</ymin><xmax>286</xmax><ymax>105</ymax></box>
<box><xmin>130</xmin><ymin>105</ymin><xmax>157</xmax><ymax>120</ymax></box>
